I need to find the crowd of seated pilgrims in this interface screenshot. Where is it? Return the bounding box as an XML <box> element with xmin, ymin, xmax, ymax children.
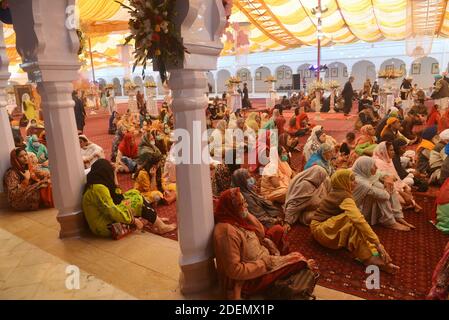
<box><xmin>4</xmin><ymin>87</ymin><xmax>449</xmax><ymax>300</ymax></box>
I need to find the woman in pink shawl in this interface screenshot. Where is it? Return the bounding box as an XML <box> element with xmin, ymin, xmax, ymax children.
<box><xmin>372</xmin><ymin>141</ymin><xmax>422</xmax><ymax>212</ymax></box>
<box><xmin>248</xmin><ymin>130</ymin><xmax>271</xmax><ymax>173</ymax></box>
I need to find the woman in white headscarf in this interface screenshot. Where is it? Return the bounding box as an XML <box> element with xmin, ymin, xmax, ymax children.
<box><xmin>303</xmin><ymin>125</ymin><xmax>337</xmax><ymax>161</ymax></box>
<box><xmin>352</xmin><ymin>156</ymin><xmax>415</xmax><ymax>231</ymax></box>
<box><xmin>79</xmin><ymin>135</ymin><xmax>105</xmax><ymax>169</ymax></box>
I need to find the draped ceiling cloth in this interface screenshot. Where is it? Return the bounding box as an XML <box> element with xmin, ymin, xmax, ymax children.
<box><xmin>4</xmin><ymin>0</ymin><xmax>449</xmax><ymax>70</ymax></box>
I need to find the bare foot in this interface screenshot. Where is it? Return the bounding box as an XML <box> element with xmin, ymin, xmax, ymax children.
<box><xmin>414</xmin><ymin>204</ymin><xmax>423</xmax><ymax>213</ymax></box>
<box><xmin>397</xmin><ymin>218</ymin><xmax>416</xmax><ymax>229</ymax></box>
<box><xmin>364</xmin><ymin>256</ymin><xmax>400</xmax><ymax>274</ymax></box>
<box><xmin>152</xmin><ymin>223</ymin><xmax>177</xmax><ymax>235</ymax></box>
<box><xmin>385</xmin><ymin>222</ymin><xmax>410</xmax><ymax>231</ymax></box>
<box><xmin>380</xmin><ymin>263</ymin><xmax>400</xmax><ymax>274</ymax></box>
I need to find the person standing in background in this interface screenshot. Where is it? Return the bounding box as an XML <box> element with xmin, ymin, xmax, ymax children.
<box><xmin>342</xmin><ymin>76</ymin><xmax>355</xmax><ymax>116</ymax></box>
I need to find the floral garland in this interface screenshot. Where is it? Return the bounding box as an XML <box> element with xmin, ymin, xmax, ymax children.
<box><xmin>308</xmin><ymin>80</ymin><xmax>326</xmax><ymax>94</ymax></box>
<box><xmin>145</xmin><ymin>80</ymin><xmax>157</xmax><ymax>88</ymax></box>
<box><xmin>117</xmin><ymin>0</ymin><xmax>188</xmax><ymax>83</ymax></box>
<box><xmin>326</xmin><ymin>80</ymin><xmax>340</xmax><ymax>90</ymax></box>
<box><xmin>378</xmin><ymin>69</ymin><xmax>403</xmax><ymax>79</ymax></box>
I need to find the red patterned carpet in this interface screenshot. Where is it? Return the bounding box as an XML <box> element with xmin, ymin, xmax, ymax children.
<box><xmin>83</xmin><ymin>102</ymin><xmax>449</xmax><ymax>300</ymax></box>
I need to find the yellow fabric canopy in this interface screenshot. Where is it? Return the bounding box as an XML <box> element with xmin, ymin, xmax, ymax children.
<box><xmin>3</xmin><ymin>0</ymin><xmax>449</xmax><ymax>70</ymax></box>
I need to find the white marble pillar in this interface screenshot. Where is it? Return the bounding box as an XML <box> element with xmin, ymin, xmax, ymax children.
<box><xmin>11</xmin><ymin>0</ymin><xmax>87</xmax><ymax>237</ymax></box>
<box><xmin>170</xmin><ymin>70</ymin><xmax>216</xmax><ymax>294</ymax></box>
<box><xmin>0</xmin><ymin>22</ymin><xmax>14</xmax><ymax>194</ymax></box>
<box><xmin>163</xmin><ymin>0</ymin><xmax>226</xmax><ymax>294</ymax></box>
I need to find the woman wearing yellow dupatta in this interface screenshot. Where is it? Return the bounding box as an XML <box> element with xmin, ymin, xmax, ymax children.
<box><xmin>22</xmin><ymin>93</ymin><xmax>37</xmax><ymax>121</ymax></box>
<box><xmin>245</xmin><ymin>112</ymin><xmax>260</xmax><ymax>135</ymax></box>
<box><xmin>310</xmin><ymin>169</ymin><xmax>399</xmax><ymax>274</ymax></box>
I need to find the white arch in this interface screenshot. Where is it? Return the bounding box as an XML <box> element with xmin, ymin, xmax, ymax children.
<box><xmin>254</xmin><ymin>66</ymin><xmax>271</xmax><ymax>93</ymax></box>
<box><xmin>236</xmin><ymin>68</ymin><xmax>253</xmax><ymax>92</ymax></box>
<box><xmin>217</xmin><ymin>69</ymin><xmax>231</xmax><ymax>94</ymax></box>
<box><xmin>325</xmin><ymin>62</ymin><xmax>348</xmax><ymax>88</ymax></box>
<box><xmin>275</xmin><ymin>65</ymin><xmax>293</xmax><ymax>91</ymax></box>
<box><xmin>112</xmin><ymin>77</ymin><xmax>122</xmax><ymax>96</ymax></box>
<box><xmin>351</xmin><ymin>60</ymin><xmax>376</xmax><ymax>91</ymax></box>
<box><xmin>133</xmin><ymin>75</ymin><xmax>144</xmax><ymax>93</ymax></box>
<box><xmin>410</xmin><ymin>56</ymin><xmax>440</xmax><ymax>89</ymax></box>
<box><xmin>379</xmin><ymin>58</ymin><xmax>406</xmax><ymax>89</ymax></box>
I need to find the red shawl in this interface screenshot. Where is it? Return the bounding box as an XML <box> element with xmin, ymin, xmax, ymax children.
<box><xmin>10</xmin><ymin>148</ymin><xmax>26</xmax><ymax>174</ymax></box>
<box><xmin>427</xmin><ymin>107</ymin><xmax>441</xmax><ymax>128</ymax></box>
<box><xmin>439</xmin><ymin>109</ymin><xmax>449</xmax><ymax>134</ymax></box>
<box><xmin>118</xmin><ymin>133</ymin><xmax>138</xmax><ymax>158</ymax></box>
<box><xmin>214</xmin><ymin>187</ymin><xmax>259</xmax><ymax>233</ymax></box>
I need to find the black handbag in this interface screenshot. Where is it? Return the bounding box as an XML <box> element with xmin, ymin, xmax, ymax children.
<box><xmin>265</xmin><ymin>267</ymin><xmax>320</xmax><ymax>300</ymax></box>
<box><xmin>141</xmin><ymin>197</ymin><xmax>157</xmax><ymax>224</ymax></box>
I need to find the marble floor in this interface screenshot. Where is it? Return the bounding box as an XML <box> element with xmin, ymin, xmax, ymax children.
<box><xmin>0</xmin><ymin>207</ymin><xmax>362</xmax><ymax>300</ymax></box>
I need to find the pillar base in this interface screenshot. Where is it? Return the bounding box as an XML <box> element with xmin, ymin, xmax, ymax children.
<box><xmin>56</xmin><ymin>211</ymin><xmax>89</xmax><ymax>239</ymax></box>
<box><xmin>179</xmin><ymin>258</ymin><xmax>217</xmax><ymax>295</ymax></box>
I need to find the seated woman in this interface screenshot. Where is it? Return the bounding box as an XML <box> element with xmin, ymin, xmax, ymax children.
<box><xmin>3</xmin><ymin>148</ymin><xmax>53</xmax><ymax>211</ymax></box>
<box><xmin>209</xmin><ymin>119</ymin><xmax>227</xmax><ymax>159</ymax></box>
<box><xmin>303</xmin><ymin>126</ymin><xmax>327</xmax><ymax>161</ymax></box>
<box><xmin>429</xmin><ymin>129</ymin><xmax>449</xmax><ymax>185</ymax></box>
<box><xmin>392</xmin><ymin>139</ymin><xmax>415</xmax><ymax>187</ymax></box>
<box><xmin>260</xmin><ymin>146</ymin><xmax>294</xmax><ymax>203</ymax></box>
<box><xmin>115</xmin><ymin>131</ymin><xmax>139</xmax><ymax>173</ymax></box>
<box><xmin>139</xmin><ymin>129</ymin><xmax>162</xmax><ymax>159</ymax></box>
<box><xmin>245</xmin><ymin>112</ymin><xmax>260</xmax><ymax>135</ymax></box>
<box><xmin>211</xmin><ymin>149</ymin><xmax>241</xmax><ymax>197</ymax></box>
<box><xmin>213</xmin><ymin>188</ymin><xmax>315</xmax><ymax>300</ymax></box>
<box><xmin>278</xmin><ymin>132</ymin><xmax>299</xmax><ymax>155</ymax></box>
<box><xmin>79</xmin><ymin>135</ymin><xmax>105</xmax><ymax>169</ymax></box>
<box><xmin>416</xmin><ymin>126</ymin><xmax>439</xmax><ymax>176</ymax></box>
<box><xmin>373</xmin><ymin>142</ymin><xmax>422</xmax><ymax>212</ymax></box>
<box><xmin>310</xmin><ymin>169</ymin><xmax>400</xmax><ymax>273</ymax></box>
<box><xmin>150</xmin><ymin>120</ymin><xmax>171</xmax><ymax>156</ymax></box>
<box><xmin>304</xmin><ymin>143</ymin><xmax>335</xmax><ymax>176</ymax></box>
<box><xmin>134</xmin><ymin>152</ymin><xmax>177</xmax><ymax>205</ymax></box>
<box><xmin>231</xmin><ymin>169</ymin><xmax>282</xmax><ymax>228</ymax></box>
<box><xmin>26</xmin><ymin>134</ymin><xmax>49</xmax><ymax>169</ymax></box>
<box><xmin>110</xmin><ymin>113</ymin><xmax>130</xmax><ymax>162</ymax></box>
<box><xmin>82</xmin><ymin>159</ymin><xmax>175</xmax><ymax>237</ymax></box>
<box><xmin>284</xmin><ymin>166</ymin><xmax>330</xmax><ymax>227</ymax></box>
<box><xmin>352</xmin><ymin>156</ymin><xmax>414</xmax><ymax>231</ymax></box>
<box><xmin>427</xmin><ymin>242</ymin><xmax>449</xmax><ymax>300</ymax></box>
<box><xmin>355</xmin><ymin>125</ymin><xmax>378</xmax><ymax>156</ymax></box>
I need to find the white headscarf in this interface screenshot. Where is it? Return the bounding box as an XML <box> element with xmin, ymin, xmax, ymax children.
<box><xmin>440</xmin><ymin>129</ymin><xmax>449</xmax><ymax>142</ymax></box>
